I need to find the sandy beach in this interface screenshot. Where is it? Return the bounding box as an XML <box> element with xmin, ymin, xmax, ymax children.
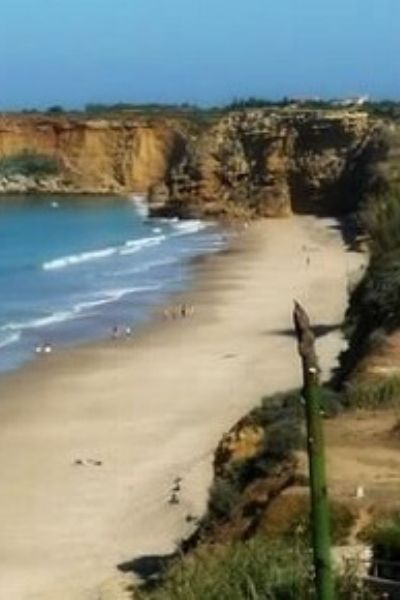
<box><xmin>0</xmin><ymin>215</ymin><xmax>364</xmax><ymax>600</ymax></box>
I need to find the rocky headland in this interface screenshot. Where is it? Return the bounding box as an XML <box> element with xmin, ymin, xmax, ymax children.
<box><xmin>0</xmin><ymin>109</ymin><xmax>381</xmax><ymax>219</ymax></box>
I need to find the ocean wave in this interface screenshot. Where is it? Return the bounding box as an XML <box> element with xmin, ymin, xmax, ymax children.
<box><xmin>43</xmin><ymin>247</ymin><xmax>117</xmax><ymax>270</ymax></box>
<box><xmin>171</xmin><ymin>219</ymin><xmax>209</xmax><ymax>236</ymax></box>
<box><xmin>42</xmin><ymin>234</ymin><xmax>166</xmax><ymax>271</ymax></box>
<box><xmin>130</xmin><ymin>194</ymin><xmax>149</xmax><ymax>219</ymax></box>
<box><xmin>3</xmin><ymin>310</ymin><xmax>77</xmax><ymax>332</ymax></box>
<box><xmin>120</xmin><ymin>235</ymin><xmax>166</xmax><ymax>255</ymax></box>
<box><xmin>1</xmin><ymin>285</ymin><xmax>162</xmax><ymax>335</ymax></box>
<box><xmin>111</xmin><ymin>256</ymin><xmax>179</xmax><ymax>277</ymax></box>
<box><xmin>42</xmin><ymin>220</ymin><xmax>211</xmax><ymax>271</ymax></box>
<box><xmin>0</xmin><ymin>332</ymin><xmax>21</xmax><ymax>349</ymax></box>
<box><xmin>73</xmin><ymin>285</ymin><xmax>161</xmax><ymax>311</ymax></box>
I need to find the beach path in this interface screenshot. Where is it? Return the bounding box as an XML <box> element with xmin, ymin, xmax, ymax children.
<box><xmin>0</xmin><ymin>216</ymin><xmax>363</xmax><ymax>599</ymax></box>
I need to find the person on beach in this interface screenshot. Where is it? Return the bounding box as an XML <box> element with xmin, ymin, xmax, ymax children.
<box><xmin>125</xmin><ymin>326</ymin><xmax>132</xmax><ymax>337</ymax></box>
<box><xmin>164</xmin><ymin>306</ymin><xmax>178</xmax><ymax>319</ymax></box>
<box><xmin>164</xmin><ymin>304</ymin><xmax>194</xmax><ymax>320</ymax></box>
<box><xmin>111</xmin><ymin>326</ymin><xmax>119</xmax><ymax>339</ymax></box>
<box><xmin>168</xmin><ymin>492</ymin><xmax>180</xmax><ymax>505</ymax></box>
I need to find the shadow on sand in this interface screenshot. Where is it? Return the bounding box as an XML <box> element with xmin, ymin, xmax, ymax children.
<box><xmin>117</xmin><ymin>552</ymin><xmax>177</xmax><ymax>585</ymax></box>
<box><xmin>266</xmin><ymin>322</ymin><xmax>341</xmax><ymax>339</ymax></box>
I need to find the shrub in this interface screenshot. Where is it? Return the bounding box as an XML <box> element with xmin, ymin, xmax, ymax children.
<box><xmin>208</xmin><ymin>478</ymin><xmax>242</xmax><ymax>522</ymax></box>
<box><xmin>360</xmin><ymin>187</ymin><xmax>400</xmax><ymax>256</ymax></box>
<box><xmin>46</xmin><ymin>105</ymin><xmax>65</xmax><ymax>114</ymax></box>
<box><xmin>343</xmin><ymin>376</ymin><xmax>400</xmax><ymax>409</ymax></box>
<box><xmin>365</xmin><ymin>515</ymin><xmax>400</xmax><ymax>553</ymax></box>
<box><xmin>136</xmin><ymin>536</ymin><xmax>314</xmax><ymax>600</ymax></box>
<box><xmin>0</xmin><ymin>152</ymin><xmax>60</xmax><ymax>178</ymax></box>
<box><xmin>363</xmin><ymin>516</ymin><xmax>400</xmax><ymax>583</ymax></box>
<box><xmin>340</xmin><ymin>150</ymin><xmax>400</xmax><ymax>378</ymax></box>
<box><xmin>336</xmin><ymin>560</ymin><xmax>376</xmax><ymax>599</ymax></box>
<box><xmin>249</xmin><ymin>390</ymin><xmax>303</xmax><ymax>429</ymax></box>
<box><xmin>136</xmin><ymin>534</ymin><xmax>375</xmax><ymax>600</ymax></box>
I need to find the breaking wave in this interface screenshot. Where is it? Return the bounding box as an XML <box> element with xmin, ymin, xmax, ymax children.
<box><xmin>42</xmin><ymin>235</ymin><xmax>166</xmax><ymax>271</ymax></box>
<box><xmin>171</xmin><ymin>220</ymin><xmax>209</xmax><ymax>236</ymax></box>
<box><xmin>0</xmin><ymin>332</ymin><xmax>21</xmax><ymax>349</ymax></box>
<box><xmin>1</xmin><ymin>285</ymin><xmax>162</xmax><ymax>334</ymax></box>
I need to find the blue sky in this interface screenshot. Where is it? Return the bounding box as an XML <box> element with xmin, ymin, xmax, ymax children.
<box><xmin>0</xmin><ymin>0</ymin><xmax>399</xmax><ymax>109</ymax></box>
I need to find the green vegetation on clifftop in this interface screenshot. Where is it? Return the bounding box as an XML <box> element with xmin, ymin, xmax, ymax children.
<box><xmin>341</xmin><ymin>124</ymin><xmax>400</xmax><ymax>380</ymax></box>
<box><xmin>0</xmin><ymin>151</ymin><xmax>60</xmax><ymax>178</ymax></box>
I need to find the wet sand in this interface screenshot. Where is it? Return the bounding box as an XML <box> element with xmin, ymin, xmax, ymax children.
<box><xmin>0</xmin><ymin>216</ymin><xmax>364</xmax><ymax>599</ymax></box>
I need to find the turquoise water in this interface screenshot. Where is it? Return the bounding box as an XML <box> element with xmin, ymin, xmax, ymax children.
<box><xmin>0</xmin><ymin>195</ymin><xmax>225</xmax><ymax>372</ymax></box>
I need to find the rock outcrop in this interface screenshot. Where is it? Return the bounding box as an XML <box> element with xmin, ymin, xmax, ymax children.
<box><xmin>156</xmin><ymin>109</ymin><xmax>378</xmax><ymax>218</ymax></box>
<box><xmin>0</xmin><ymin>110</ymin><xmax>379</xmax><ymax>219</ymax></box>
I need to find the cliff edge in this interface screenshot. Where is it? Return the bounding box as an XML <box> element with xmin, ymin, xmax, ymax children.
<box><xmin>0</xmin><ymin>109</ymin><xmax>379</xmax><ymax>219</ymax></box>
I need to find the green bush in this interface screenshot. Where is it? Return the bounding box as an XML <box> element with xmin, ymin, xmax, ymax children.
<box><xmin>340</xmin><ymin>139</ymin><xmax>400</xmax><ymax>379</ymax></box>
<box><xmin>136</xmin><ymin>534</ymin><xmax>375</xmax><ymax>600</ymax></box>
<box><xmin>363</xmin><ymin>516</ymin><xmax>400</xmax><ymax>583</ymax></box>
<box><xmin>336</xmin><ymin>561</ymin><xmax>377</xmax><ymax>599</ymax></box>
<box><xmin>46</xmin><ymin>105</ymin><xmax>65</xmax><ymax>114</ymax></box>
<box><xmin>360</xmin><ymin>187</ymin><xmax>400</xmax><ymax>256</ymax></box>
<box><xmin>208</xmin><ymin>478</ymin><xmax>242</xmax><ymax>522</ymax></box>
<box><xmin>136</xmin><ymin>536</ymin><xmax>314</xmax><ymax>600</ymax></box>
<box><xmin>249</xmin><ymin>390</ymin><xmax>303</xmax><ymax>429</ymax></box>
<box><xmin>0</xmin><ymin>152</ymin><xmax>60</xmax><ymax>178</ymax></box>
<box><xmin>344</xmin><ymin>376</ymin><xmax>400</xmax><ymax>409</ymax></box>
<box><xmin>370</xmin><ymin>515</ymin><xmax>400</xmax><ymax>555</ymax></box>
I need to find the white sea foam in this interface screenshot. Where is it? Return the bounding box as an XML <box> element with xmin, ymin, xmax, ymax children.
<box><xmin>42</xmin><ymin>220</ymin><xmax>211</xmax><ymax>271</ymax></box>
<box><xmin>120</xmin><ymin>235</ymin><xmax>166</xmax><ymax>255</ymax></box>
<box><xmin>0</xmin><ymin>332</ymin><xmax>21</xmax><ymax>349</ymax></box>
<box><xmin>42</xmin><ymin>234</ymin><xmax>167</xmax><ymax>271</ymax></box>
<box><xmin>171</xmin><ymin>219</ymin><xmax>209</xmax><ymax>236</ymax></box>
<box><xmin>111</xmin><ymin>256</ymin><xmax>179</xmax><ymax>277</ymax></box>
<box><xmin>1</xmin><ymin>285</ymin><xmax>162</xmax><ymax>336</ymax></box>
<box><xmin>43</xmin><ymin>247</ymin><xmax>117</xmax><ymax>270</ymax></box>
<box><xmin>73</xmin><ymin>285</ymin><xmax>161</xmax><ymax>312</ymax></box>
<box><xmin>3</xmin><ymin>311</ymin><xmax>76</xmax><ymax>332</ymax></box>
<box><xmin>130</xmin><ymin>194</ymin><xmax>149</xmax><ymax>219</ymax></box>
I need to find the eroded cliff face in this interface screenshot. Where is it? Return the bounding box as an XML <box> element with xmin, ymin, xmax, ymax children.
<box><xmin>151</xmin><ymin>109</ymin><xmax>379</xmax><ymax>218</ymax></box>
<box><xmin>0</xmin><ymin>110</ymin><xmax>379</xmax><ymax>218</ymax></box>
<box><xmin>0</xmin><ymin>115</ymin><xmax>186</xmax><ymax>194</ymax></box>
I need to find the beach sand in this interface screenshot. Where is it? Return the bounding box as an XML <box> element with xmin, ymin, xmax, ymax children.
<box><xmin>0</xmin><ymin>216</ymin><xmax>364</xmax><ymax>599</ymax></box>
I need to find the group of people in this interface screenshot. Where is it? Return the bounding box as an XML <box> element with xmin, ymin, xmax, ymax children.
<box><xmin>168</xmin><ymin>476</ymin><xmax>182</xmax><ymax>505</ymax></box>
<box><xmin>163</xmin><ymin>303</ymin><xmax>195</xmax><ymax>320</ymax></box>
<box><xmin>34</xmin><ymin>306</ymin><xmax>194</xmax><ymax>355</ymax></box>
<box><xmin>111</xmin><ymin>325</ymin><xmax>133</xmax><ymax>340</ymax></box>
<box><xmin>35</xmin><ymin>342</ymin><xmax>53</xmax><ymax>355</ymax></box>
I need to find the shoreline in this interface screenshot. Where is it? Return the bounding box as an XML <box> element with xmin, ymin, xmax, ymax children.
<box><xmin>0</xmin><ymin>216</ymin><xmax>365</xmax><ymax>599</ymax></box>
<box><xmin>0</xmin><ymin>227</ymin><xmax>232</xmax><ymax>379</ymax></box>
<box><xmin>0</xmin><ymin>193</ymin><xmax>228</xmax><ymax>375</ymax></box>
<box><xmin>0</xmin><ymin>241</ymin><xmax>232</xmax><ymax>383</ymax></box>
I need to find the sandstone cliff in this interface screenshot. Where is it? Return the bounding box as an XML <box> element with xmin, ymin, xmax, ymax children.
<box><xmin>0</xmin><ymin>115</ymin><xmax>186</xmax><ymax>194</ymax></box>
<box><xmin>152</xmin><ymin>109</ymin><xmax>379</xmax><ymax>218</ymax></box>
<box><xmin>0</xmin><ymin>110</ymin><xmax>380</xmax><ymax>218</ymax></box>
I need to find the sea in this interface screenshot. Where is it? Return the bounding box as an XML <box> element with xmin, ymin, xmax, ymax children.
<box><xmin>0</xmin><ymin>195</ymin><xmax>227</xmax><ymax>373</ymax></box>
